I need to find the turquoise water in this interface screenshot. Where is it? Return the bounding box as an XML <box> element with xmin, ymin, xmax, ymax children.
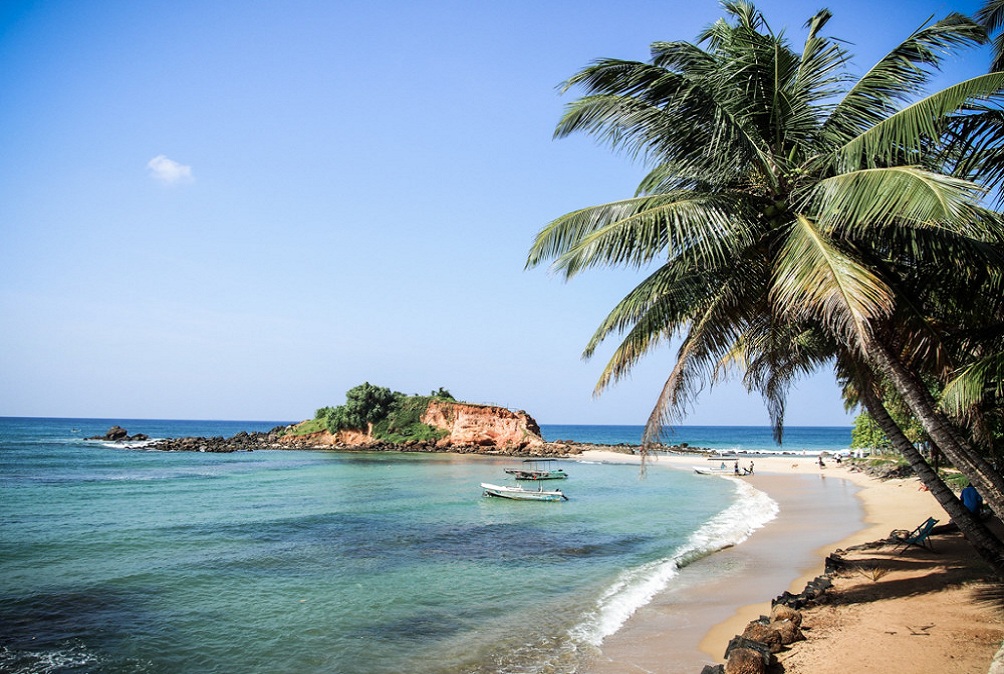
<box><xmin>0</xmin><ymin>419</ymin><xmax>847</xmax><ymax>673</ymax></box>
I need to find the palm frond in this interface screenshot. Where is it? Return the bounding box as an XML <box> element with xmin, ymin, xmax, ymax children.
<box><xmin>527</xmin><ymin>193</ymin><xmax>755</xmax><ymax>278</ymax></box>
<box><xmin>836</xmin><ymin>73</ymin><xmax>1004</xmax><ymax>171</ymax></box>
<box><xmin>640</xmin><ymin>339</ymin><xmax>706</xmax><ymax>446</ymax></box>
<box><xmin>808</xmin><ymin>166</ymin><xmax>987</xmax><ymax>234</ymax></box>
<box><xmin>941</xmin><ymin>351</ymin><xmax>1004</xmax><ymax>414</ymax></box>
<box><xmin>588</xmin><ymin>256</ymin><xmax>761</xmax><ymax>390</ymax></box>
<box><xmin>649</xmin><ymin>40</ymin><xmax>716</xmax><ymax>72</ymax></box>
<box><xmin>557</xmin><ymin>64</ymin><xmax>779</xmax><ymax>185</ymax></box>
<box><xmin>824</xmin><ymin>15</ymin><xmax>987</xmax><ymax>144</ymax></box>
<box><xmin>976</xmin><ymin>0</ymin><xmax>1004</xmax><ymax>71</ymax></box>
<box><xmin>554</xmin><ymin>93</ymin><xmax>678</xmax><ymax>163</ymax></box>
<box><xmin>789</xmin><ymin>9</ymin><xmax>847</xmax><ymax>128</ymax></box>
<box><xmin>940</xmin><ymin>107</ymin><xmax>1004</xmax><ymax>201</ymax></box>
<box><xmin>638</xmin><ymin>289</ymin><xmax>756</xmax><ymax>445</ymax></box>
<box><xmin>771</xmin><ymin>215</ymin><xmax>894</xmax><ymax>348</ymax></box>
<box><xmin>581</xmin><ymin>262</ymin><xmax>714</xmax><ymax>366</ymax></box>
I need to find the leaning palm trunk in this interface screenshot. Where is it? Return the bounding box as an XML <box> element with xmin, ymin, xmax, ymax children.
<box><xmin>860</xmin><ymin>386</ymin><xmax>1004</xmax><ymax>573</ymax></box>
<box><xmin>868</xmin><ymin>338</ymin><xmax>1004</xmax><ymax>521</ymax></box>
<box><xmin>529</xmin><ymin>4</ymin><xmax>1004</xmax><ymax>528</ymax></box>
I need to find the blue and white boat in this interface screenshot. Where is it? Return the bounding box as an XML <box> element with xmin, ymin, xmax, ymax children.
<box><xmin>480</xmin><ymin>482</ymin><xmax>568</xmax><ymax>501</ymax></box>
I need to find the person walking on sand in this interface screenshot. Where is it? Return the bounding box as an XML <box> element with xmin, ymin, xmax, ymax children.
<box><xmin>748</xmin><ymin>461</ymin><xmax>754</xmax><ymax>475</ymax></box>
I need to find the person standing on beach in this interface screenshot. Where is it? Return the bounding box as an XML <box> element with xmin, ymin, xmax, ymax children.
<box><xmin>734</xmin><ymin>460</ymin><xmax>739</xmax><ymax>475</ymax></box>
<box><xmin>818</xmin><ymin>455</ymin><xmax>826</xmax><ymax>469</ymax></box>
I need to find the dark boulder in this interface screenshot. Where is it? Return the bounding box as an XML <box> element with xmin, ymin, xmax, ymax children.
<box><xmin>87</xmin><ymin>425</ymin><xmax>134</xmax><ymax>441</ymax></box>
<box><xmin>724</xmin><ymin>647</ymin><xmax>768</xmax><ymax>674</ymax></box>
<box><xmin>724</xmin><ymin>636</ymin><xmax>772</xmax><ymax>665</ymax></box>
<box><xmin>740</xmin><ymin>622</ymin><xmax>782</xmax><ymax>653</ymax></box>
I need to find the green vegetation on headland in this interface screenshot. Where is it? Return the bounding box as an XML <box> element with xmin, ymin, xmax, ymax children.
<box><xmin>289</xmin><ymin>382</ymin><xmax>455</xmax><ymax>443</ymax></box>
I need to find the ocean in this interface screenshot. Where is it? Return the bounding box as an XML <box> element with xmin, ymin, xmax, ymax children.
<box><xmin>0</xmin><ymin>418</ymin><xmax>851</xmax><ymax>674</ymax></box>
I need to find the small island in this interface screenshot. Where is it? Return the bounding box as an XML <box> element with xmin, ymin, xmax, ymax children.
<box><xmin>87</xmin><ymin>383</ymin><xmax>704</xmax><ymax>456</ymax></box>
<box><xmin>101</xmin><ymin>383</ymin><xmax>654</xmax><ymax>456</ymax></box>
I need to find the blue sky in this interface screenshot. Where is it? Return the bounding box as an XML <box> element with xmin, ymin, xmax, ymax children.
<box><xmin>0</xmin><ymin>0</ymin><xmax>987</xmax><ymax>426</ymax></box>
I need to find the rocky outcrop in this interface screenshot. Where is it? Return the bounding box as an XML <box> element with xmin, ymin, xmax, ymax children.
<box><xmin>700</xmin><ymin>582</ymin><xmax>817</xmax><ymax>674</ymax></box>
<box><xmin>421</xmin><ymin>401</ymin><xmax>544</xmax><ymax>450</ymax></box>
<box><xmin>86</xmin><ymin>426</ymin><xmax>149</xmax><ymax>442</ymax></box>
<box><xmin>277</xmin><ymin>429</ymin><xmax>367</xmax><ymax>448</ymax></box>
<box><xmin>150</xmin><ymin>428</ymin><xmax>289</xmax><ymax>453</ymax></box>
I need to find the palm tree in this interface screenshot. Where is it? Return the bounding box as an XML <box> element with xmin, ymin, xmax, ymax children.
<box><xmin>527</xmin><ymin>2</ymin><xmax>1004</xmax><ymax>517</ymax></box>
<box><xmin>978</xmin><ymin>0</ymin><xmax>1004</xmax><ymax>71</ymax></box>
<box><xmin>745</xmin><ymin>324</ymin><xmax>1004</xmax><ymax>570</ymax></box>
<box><xmin>856</xmin><ymin>377</ymin><xmax>1004</xmax><ymax>569</ymax></box>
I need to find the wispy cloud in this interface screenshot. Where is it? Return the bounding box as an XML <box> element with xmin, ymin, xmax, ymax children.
<box><xmin>147</xmin><ymin>155</ymin><xmax>194</xmax><ymax>185</ymax></box>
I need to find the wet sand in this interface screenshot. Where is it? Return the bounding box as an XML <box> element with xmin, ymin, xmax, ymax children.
<box><xmin>583</xmin><ymin>457</ymin><xmax>863</xmax><ymax>672</ymax></box>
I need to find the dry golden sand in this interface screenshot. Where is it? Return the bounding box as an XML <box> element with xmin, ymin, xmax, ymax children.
<box><xmin>576</xmin><ymin>450</ymin><xmax>1004</xmax><ymax>674</ymax></box>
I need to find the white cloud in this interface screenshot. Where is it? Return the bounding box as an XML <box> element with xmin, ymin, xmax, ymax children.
<box><xmin>147</xmin><ymin>155</ymin><xmax>194</xmax><ymax>185</ymax></box>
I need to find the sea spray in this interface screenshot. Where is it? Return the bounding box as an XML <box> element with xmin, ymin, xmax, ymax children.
<box><xmin>568</xmin><ymin>477</ymin><xmax>779</xmax><ymax>646</ymax></box>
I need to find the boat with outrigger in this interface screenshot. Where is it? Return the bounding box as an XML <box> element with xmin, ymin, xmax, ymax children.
<box><xmin>481</xmin><ymin>482</ymin><xmax>568</xmax><ymax>501</ymax></box>
<box><xmin>503</xmin><ymin>459</ymin><xmax>568</xmax><ymax>480</ymax></box>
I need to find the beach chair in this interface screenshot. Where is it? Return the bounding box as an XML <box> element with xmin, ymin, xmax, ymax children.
<box><xmin>889</xmin><ymin>516</ymin><xmax>939</xmax><ymax>552</ymax></box>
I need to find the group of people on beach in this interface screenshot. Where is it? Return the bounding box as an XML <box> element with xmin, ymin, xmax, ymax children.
<box><xmin>733</xmin><ymin>459</ymin><xmax>754</xmax><ymax>475</ymax></box>
<box><xmin>816</xmin><ymin>453</ymin><xmax>842</xmax><ymax>469</ymax></box>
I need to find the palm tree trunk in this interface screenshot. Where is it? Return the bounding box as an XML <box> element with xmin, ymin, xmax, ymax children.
<box><xmin>867</xmin><ymin>338</ymin><xmax>1004</xmax><ymax>520</ymax></box>
<box><xmin>860</xmin><ymin>386</ymin><xmax>1004</xmax><ymax>573</ymax></box>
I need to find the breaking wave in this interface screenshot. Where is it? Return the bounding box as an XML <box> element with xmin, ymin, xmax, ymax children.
<box><xmin>569</xmin><ymin>478</ymin><xmax>779</xmax><ymax>646</ymax></box>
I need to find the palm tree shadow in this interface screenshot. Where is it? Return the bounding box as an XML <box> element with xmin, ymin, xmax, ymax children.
<box><xmin>827</xmin><ymin>529</ymin><xmax>1000</xmax><ymax>607</ymax></box>
<box><xmin>971</xmin><ymin>583</ymin><xmax>1004</xmax><ymax>611</ymax></box>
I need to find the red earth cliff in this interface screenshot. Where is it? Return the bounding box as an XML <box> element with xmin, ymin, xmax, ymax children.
<box><xmin>421</xmin><ymin>400</ymin><xmax>543</xmax><ymax>450</ymax></box>
<box><xmin>278</xmin><ymin>400</ymin><xmax>545</xmax><ymax>451</ymax></box>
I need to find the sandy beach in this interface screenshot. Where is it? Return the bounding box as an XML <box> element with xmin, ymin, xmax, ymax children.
<box><xmin>577</xmin><ymin>449</ymin><xmax>1004</xmax><ymax>673</ymax></box>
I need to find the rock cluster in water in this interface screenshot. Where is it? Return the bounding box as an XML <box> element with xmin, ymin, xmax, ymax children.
<box><xmin>149</xmin><ymin>428</ymin><xmax>289</xmax><ymax>452</ymax></box>
<box><xmin>86</xmin><ymin>425</ymin><xmax>149</xmax><ymax>442</ymax></box>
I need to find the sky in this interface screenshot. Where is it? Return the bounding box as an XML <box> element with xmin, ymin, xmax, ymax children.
<box><xmin>0</xmin><ymin>0</ymin><xmax>989</xmax><ymax>427</ymax></box>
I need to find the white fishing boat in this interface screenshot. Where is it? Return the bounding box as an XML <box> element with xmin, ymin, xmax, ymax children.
<box><xmin>693</xmin><ymin>462</ymin><xmax>737</xmax><ymax>476</ymax></box>
<box><xmin>503</xmin><ymin>458</ymin><xmax>569</xmax><ymax>480</ymax></box>
<box><xmin>480</xmin><ymin>482</ymin><xmax>568</xmax><ymax>501</ymax></box>
<box><xmin>693</xmin><ymin>466</ymin><xmax>734</xmax><ymax>475</ymax></box>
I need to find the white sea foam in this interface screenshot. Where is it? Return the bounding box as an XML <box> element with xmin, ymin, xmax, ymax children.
<box><xmin>0</xmin><ymin>642</ymin><xmax>99</xmax><ymax>674</ymax></box>
<box><xmin>569</xmin><ymin>477</ymin><xmax>779</xmax><ymax>646</ymax></box>
<box><xmin>94</xmin><ymin>438</ymin><xmax>161</xmax><ymax>450</ymax></box>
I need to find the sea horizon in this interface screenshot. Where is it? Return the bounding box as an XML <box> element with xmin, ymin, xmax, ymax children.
<box><xmin>0</xmin><ymin>414</ymin><xmax>853</xmax><ymax>428</ymax></box>
<box><xmin>0</xmin><ymin>416</ymin><xmax>853</xmax><ymax>456</ymax></box>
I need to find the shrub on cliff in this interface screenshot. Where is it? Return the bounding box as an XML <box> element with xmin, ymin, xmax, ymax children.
<box><xmin>374</xmin><ymin>395</ymin><xmax>447</xmax><ymax>443</ymax></box>
<box><xmin>319</xmin><ymin>382</ymin><xmax>398</xmax><ymax>433</ymax></box>
<box><xmin>317</xmin><ymin>383</ymin><xmax>451</xmax><ymax>443</ymax></box>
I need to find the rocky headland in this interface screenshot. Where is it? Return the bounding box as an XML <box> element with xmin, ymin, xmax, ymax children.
<box><xmin>89</xmin><ymin>401</ymin><xmax>648</xmax><ymax>456</ymax></box>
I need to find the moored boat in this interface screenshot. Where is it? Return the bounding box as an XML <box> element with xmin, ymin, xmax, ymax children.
<box><xmin>503</xmin><ymin>459</ymin><xmax>569</xmax><ymax>480</ymax></box>
<box><xmin>693</xmin><ymin>466</ymin><xmax>735</xmax><ymax>475</ymax></box>
<box><xmin>480</xmin><ymin>482</ymin><xmax>568</xmax><ymax>501</ymax></box>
